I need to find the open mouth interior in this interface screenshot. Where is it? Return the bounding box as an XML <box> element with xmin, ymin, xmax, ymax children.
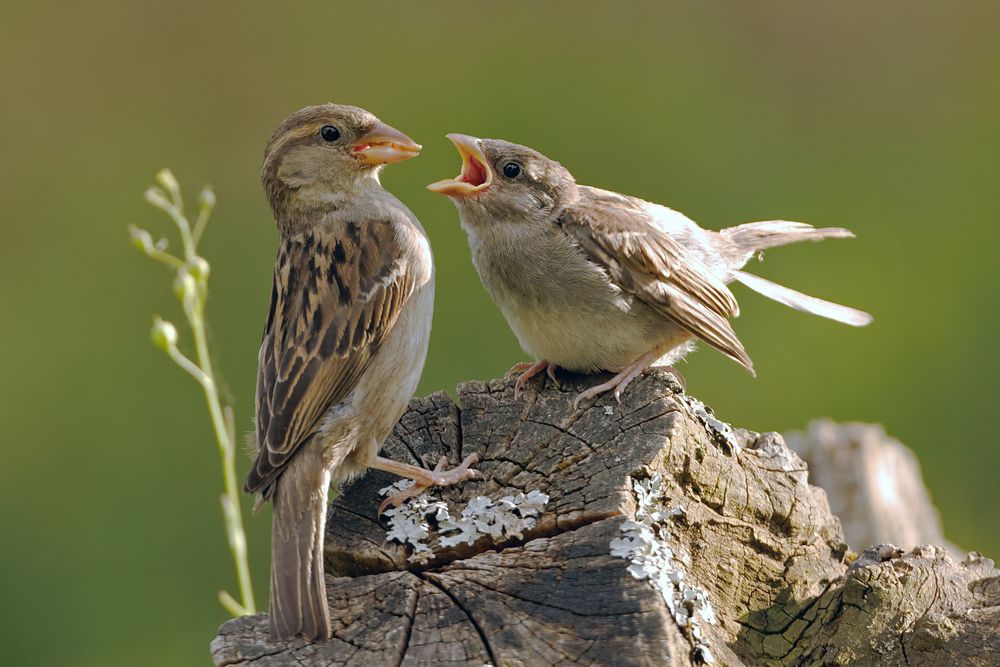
<box><xmin>459</xmin><ymin>153</ymin><xmax>489</xmax><ymax>187</ymax></box>
<box><xmin>427</xmin><ymin>135</ymin><xmax>492</xmax><ymax>196</ymax></box>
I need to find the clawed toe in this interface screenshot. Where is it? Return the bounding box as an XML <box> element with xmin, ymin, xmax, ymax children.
<box><xmin>377</xmin><ymin>453</ymin><xmax>482</xmax><ymax>515</ymax></box>
<box><xmin>513</xmin><ymin>360</ymin><xmax>554</xmax><ymax>399</ymax></box>
<box><xmin>430</xmin><ymin>453</ymin><xmax>480</xmax><ymax>485</ymax></box>
<box><xmin>574</xmin><ymin>374</ymin><xmax>637</xmax><ymax>409</ymax></box>
<box><xmin>507</xmin><ymin>362</ymin><xmax>536</xmax><ymax>376</ymax></box>
<box><xmin>514</xmin><ymin>374</ymin><xmax>532</xmax><ymax>400</ymax></box>
<box><xmin>570</xmin><ymin>345</ymin><xmax>677</xmax><ymax>410</ymax></box>
<box><xmin>378</xmin><ymin>486</ymin><xmax>422</xmax><ymax>515</ymax></box>
<box><xmin>572</xmin><ymin>388</ymin><xmax>598</xmax><ymax>410</ymax></box>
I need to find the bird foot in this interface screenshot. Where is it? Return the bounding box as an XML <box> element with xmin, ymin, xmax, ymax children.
<box><xmin>572</xmin><ymin>366</ymin><xmax>645</xmax><ymax>410</ymax></box>
<box><xmin>572</xmin><ymin>345</ymin><xmax>675</xmax><ymax>410</ymax></box>
<box><xmin>509</xmin><ymin>359</ymin><xmax>559</xmax><ymax>399</ymax></box>
<box><xmin>377</xmin><ymin>453</ymin><xmax>481</xmax><ymax>515</ymax></box>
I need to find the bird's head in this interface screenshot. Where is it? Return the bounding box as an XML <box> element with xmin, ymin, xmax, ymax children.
<box><xmin>428</xmin><ymin>135</ymin><xmax>577</xmax><ymax>226</ymax></box>
<box><xmin>262</xmin><ymin>103</ymin><xmax>420</xmax><ymax>214</ymax></box>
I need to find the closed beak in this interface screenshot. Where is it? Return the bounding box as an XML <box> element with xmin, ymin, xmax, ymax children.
<box><xmin>353</xmin><ymin>121</ymin><xmax>421</xmax><ymax>165</ymax></box>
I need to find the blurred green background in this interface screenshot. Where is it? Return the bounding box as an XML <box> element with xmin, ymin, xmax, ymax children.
<box><xmin>1</xmin><ymin>1</ymin><xmax>998</xmax><ymax>664</ymax></box>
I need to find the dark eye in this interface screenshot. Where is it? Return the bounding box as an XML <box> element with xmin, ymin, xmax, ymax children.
<box><xmin>320</xmin><ymin>125</ymin><xmax>341</xmax><ymax>142</ymax></box>
<box><xmin>502</xmin><ymin>162</ymin><xmax>522</xmax><ymax>178</ymax></box>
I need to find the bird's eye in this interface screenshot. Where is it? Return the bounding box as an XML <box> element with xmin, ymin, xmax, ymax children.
<box><xmin>502</xmin><ymin>162</ymin><xmax>522</xmax><ymax>178</ymax></box>
<box><xmin>320</xmin><ymin>125</ymin><xmax>341</xmax><ymax>142</ymax></box>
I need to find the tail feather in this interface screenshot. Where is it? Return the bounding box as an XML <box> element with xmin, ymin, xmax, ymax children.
<box><xmin>719</xmin><ymin>220</ymin><xmax>872</xmax><ymax>327</ymax></box>
<box><xmin>269</xmin><ymin>471</ymin><xmax>331</xmax><ymax>641</ymax></box>
<box><xmin>733</xmin><ymin>270</ymin><xmax>872</xmax><ymax>327</ymax></box>
<box><xmin>723</xmin><ymin>220</ymin><xmax>854</xmax><ymax>255</ymax></box>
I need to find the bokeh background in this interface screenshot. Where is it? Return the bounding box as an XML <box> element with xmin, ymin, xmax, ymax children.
<box><xmin>2</xmin><ymin>1</ymin><xmax>998</xmax><ymax>664</ymax></box>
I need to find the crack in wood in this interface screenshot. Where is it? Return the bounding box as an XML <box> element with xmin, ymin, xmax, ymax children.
<box><xmin>415</xmin><ymin>571</ymin><xmax>498</xmax><ymax>667</ymax></box>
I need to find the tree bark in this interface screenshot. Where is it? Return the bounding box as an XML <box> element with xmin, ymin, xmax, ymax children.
<box><xmin>211</xmin><ymin>371</ymin><xmax>1000</xmax><ymax>666</ymax></box>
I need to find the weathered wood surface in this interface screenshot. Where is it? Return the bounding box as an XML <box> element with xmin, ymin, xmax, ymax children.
<box><xmin>211</xmin><ymin>371</ymin><xmax>1000</xmax><ymax>666</ymax></box>
<box><xmin>785</xmin><ymin>420</ymin><xmax>962</xmax><ymax>557</ymax></box>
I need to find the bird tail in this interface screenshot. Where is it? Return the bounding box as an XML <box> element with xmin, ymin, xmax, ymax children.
<box><xmin>720</xmin><ymin>221</ymin><xmax>872</xmax><ymax>327</ymax></box>
<box><xmin>268</xmin><ymin>470</ymin><xmax>332</xmax><ymax>642</ymax></box>
<box><xmin>722</xmin><ymin>220</ymin><xmax>855</xmax><ymax>256</ymax></box>
<box><xmin>731</xmin><ymin>270</ymin><xmax>872</xmax><ymax>327</ymax></box>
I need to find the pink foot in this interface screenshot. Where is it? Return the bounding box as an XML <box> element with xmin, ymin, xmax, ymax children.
<box><xmin>572</xmin><ymin>344</ymin><xmax>675</xmax><ymax>410</ymax></box>
<box><xmin>377</xmin><ymin>454</ymin><xmax>481</xmax><ymax>515</ymax></box>
<box><xmin>509</xmin><ymin>360</ymin><xmax>559</xmax><ymax>399</ymax></box>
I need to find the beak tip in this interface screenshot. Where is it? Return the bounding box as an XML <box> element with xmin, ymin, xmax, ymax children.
<box><xmin>354</xmin><ymin>121</ymin><xmax>421</xmax><ymax>164</ymax></box>
<box><xmin>445</xmin><ymin>132</ymin><xmax>480</xmax><ymax>147</ymax></box>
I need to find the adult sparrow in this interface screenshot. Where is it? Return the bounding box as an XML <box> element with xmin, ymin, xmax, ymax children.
<box><xmin>429</xmin><ymin>135</ymin><xmax>871</xmax><ymax>407</ymax></box>
<box><xmin>246</xmin><ymin>105</ymin><xmax>478</xmax><ymax>642</ymax></box>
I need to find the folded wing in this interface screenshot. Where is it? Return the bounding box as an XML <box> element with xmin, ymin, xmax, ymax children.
<box><xmin>246</xmin><ymin>221</ymin><xmax>417</xmax><ymax>497</ymax></box>
<box><xmin>558</xmin><ymin>190</ymin><xmax>754</xmax><ymax>374</ymax></box>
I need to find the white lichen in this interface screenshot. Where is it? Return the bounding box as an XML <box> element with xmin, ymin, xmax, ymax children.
<box><xmin>682</xmin><ymin>395</ymin><xmax>741</xmax><ymax>455</ymax></box>
<box><xmin>380</xmin><ymin>480</ymin><xmax>449</xmax><ymax>559</ymax></box>
<box><xmin>380</xmin><ymin>483</ymin><xmax>549</xmax><ymax>563</ymax></box>
<box><xmin>610</xmin><ymin>474</ymin><xmax>717</xmax><ymax>663</ymax></box>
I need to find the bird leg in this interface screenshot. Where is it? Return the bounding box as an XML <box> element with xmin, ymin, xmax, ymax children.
<box><xmin>508</xmin><ymin>359</ymin><xmax>559</xmax><ymax>399</ymax></box>
<box><xmin>572</xmin><ymin>343</ymin><xmax>678</xmax><ymax>409</ymax></box>
<box><xmin>372</xmin><ymin>453</ymin><xmax>481</xmax><ymax>514</ymax></box>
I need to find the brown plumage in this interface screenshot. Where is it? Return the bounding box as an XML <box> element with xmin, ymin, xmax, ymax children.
<box><xmin>557</xmin><ymin>194</ymin><xmax>752</xmax><ymax>373</ymax></box>
<box><xmin>429</xmin><ymin>134</ymin><xmax>872</xmax><ymax>406</ymax></box>
<box><xmin>247</xmin><ymin>222</ymin><xmax>416</xmax><ymax>496</ymax></box>
<box><xmin>248</xmin><ymin>104</ymin><xmax>476</xmax><ymax>642</ymax></box>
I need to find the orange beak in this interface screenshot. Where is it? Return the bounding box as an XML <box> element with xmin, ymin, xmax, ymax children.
<box><xmin>427</xmin><ymin>134</ymin><xmax>492</xmax><ymax>196</ymax></box>
<box><xmin>352</xmin><ymin>121</ymin><xmax>421</xmax><ymax>165</ymax></box>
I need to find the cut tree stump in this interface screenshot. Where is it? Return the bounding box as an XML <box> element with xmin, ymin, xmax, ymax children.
<box><xmin>785</xmin><ymin>420</ymin><xmax>962</xmax><ymax>558</ymax></box>
<box><xmin>211</xmin><ymin>371</ymin><xmax>1000</xmax><ymax>666</ymax></box>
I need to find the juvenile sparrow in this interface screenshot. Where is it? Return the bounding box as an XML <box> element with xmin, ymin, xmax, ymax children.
<box><xmin>246</xmin><ymin>105</ymin><xmax>478</xmax><ymax>642</ymax></box>
<box><xmin>429</xmin><ymin>135</ymin><xmax>872</xmax><ymax>407</ymax></box>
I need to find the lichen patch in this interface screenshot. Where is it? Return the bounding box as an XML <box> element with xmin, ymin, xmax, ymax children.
<box><xmin>681</xmin><ymin>395</ymin><xmax>741</xmax><ymax>454</ymax></box>
<box><xmin>610</xmin><ymin>474</ymin><xmax>718</xmax><ymax>663</ymax></box>
<box><xmin>380</xmin><ymin>482</ymin><xmax>550</xmax><ymax>562</ymax></box>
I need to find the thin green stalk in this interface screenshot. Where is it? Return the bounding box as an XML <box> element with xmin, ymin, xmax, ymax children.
<box><xmin>136</xmin><ymin>169</ymin><xmax>256</xmax><ymax>617</ymax></box>
<box><xmin>190</xmin><ymin>306</ymin><xmax>256</xmax><ymax>616</ymax></box>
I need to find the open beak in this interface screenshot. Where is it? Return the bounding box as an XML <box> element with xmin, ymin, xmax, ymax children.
<box><xmin>352</xmin><ymin>121</ymin><xmax>421</xmax><ymax>165</ymax></box>
<box><xmin>427</xmin><ymin>134</ymin><xmax>492</xmax><ymax>196</ymax></box>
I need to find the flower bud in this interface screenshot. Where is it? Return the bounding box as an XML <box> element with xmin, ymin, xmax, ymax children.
<box><xmin>129</xmin><ymin>225</ymin><xmax>154</xmax><ymax>254</ymax></box>
<box><xmin>144</xmin><ymin>187</ymin><xmax>171</xmax><ymax>210</ymax></box>
<box><xmin>154</xmin><ymin>168</ymin><xmax>180</xmax><ymax>199</ymax></box>
<box><xmin>199</xmin><ymin>186</ymin><xmax>216</xmax><ymax>211</ymax></box>
<box><xmin>173</xmin><ymin>270</ymin><xmax>198</xmax><ymax>302</ymax></box>
<box><xmin>187</xmin><ymin>256</ymin><xmax>211</xmax><ymax>281</ymax></box>
<box><xmin>151</xmin><ymin>317</ymin><xmax>178</xmax><ymax>351</ymax></box>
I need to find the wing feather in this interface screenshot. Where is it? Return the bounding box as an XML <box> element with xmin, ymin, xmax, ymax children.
<box><xmin>558</xmin><ymin>191</ymin><xmax>754</xmax><ymax>373</ymax></box>
<box><xmin>245</xmin><ymin>221</ymin><xmax>417</xmax><ymax>496</ymax></box>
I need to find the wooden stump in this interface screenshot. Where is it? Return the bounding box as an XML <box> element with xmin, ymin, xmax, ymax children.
<box><xmin>211</xmin><ymin>371</ymin><xmax>1000</xmax><ymax>666</ymax></box>
<box><xmin>785</xmin><ymin>420</ymin><xmax>962</xmax><ymax>557</ymax></box>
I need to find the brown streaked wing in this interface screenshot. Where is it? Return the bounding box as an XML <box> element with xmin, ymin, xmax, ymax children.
<box><xmin>245</xmin><ymin>221</ymin><xmax>416</xmax><ymax>496</ymax></box>
<box><xmin>557</xmin><ymin>191</ymin><xmax>754</xmax><ymax>373</ymax></box>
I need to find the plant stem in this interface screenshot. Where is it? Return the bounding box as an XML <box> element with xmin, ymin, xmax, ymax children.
<box><xmin>136</xmin><ymin>171</ymin><xmax>257</xmax><ymax>617</ymax></box>
<box><xmin>189</xmin><ymin>307</ymin><xmax>256</xmax><ymax>615</ymax></box>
